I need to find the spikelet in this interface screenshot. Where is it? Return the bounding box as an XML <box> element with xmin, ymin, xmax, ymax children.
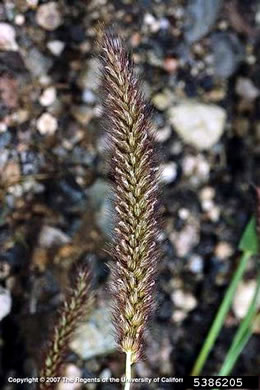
<box><xmin>99</xmin><ymin>30</ymin><xmax>160</xmax><ymax>363</ymax></box>
<box><xmin>39</xmin><ymin>266</ymin><xmax>93</xmax><ymax>389</ymax></box>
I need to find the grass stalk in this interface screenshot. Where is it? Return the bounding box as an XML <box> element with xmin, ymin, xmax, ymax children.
<box><xmin>191</xmin><ymin>251</ymin><xmax>251</xmax><ymax>376</ymax></box>
<box><xmin>124</xmin><ymin>351</ymin><xmax>133</xmax><ymax>390</ymax></box>
<box><xmin>218</xmin><ymin>272</ymin><xmax>260</xmax><ymax>376</ymax></box>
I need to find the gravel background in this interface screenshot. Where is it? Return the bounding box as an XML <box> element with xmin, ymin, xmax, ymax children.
<box><xmin>0</xmin><ymin>0</ymin><xmax>259</xmax><ymax>389</ymax></box>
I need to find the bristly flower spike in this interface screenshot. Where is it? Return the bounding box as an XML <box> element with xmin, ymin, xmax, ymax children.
<box><xmin>99</xmin><ymin>29</ymin><xmax>161</xmax><ymax>384</ymax></box>
<box><xmin>39</xmin><ymin>266</ymin><xmax>94</xmax><ymax>390</ymax></box>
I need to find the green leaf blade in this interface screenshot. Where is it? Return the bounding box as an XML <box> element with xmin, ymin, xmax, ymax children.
<box><xmin>239</xmin><ymin>217</ymin><xmax>259</xmax><ymax>255</ymax></box>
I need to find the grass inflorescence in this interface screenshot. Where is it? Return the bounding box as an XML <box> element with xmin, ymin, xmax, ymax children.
<box><xmin>39</xmin><ymin>265</ymin><xmax>94</xmax><ymax>389</ymax></box>
<box><xmin>99</xmin><ymin>30</ymin><xmax>161</xmax><ymax>365</ymax></box>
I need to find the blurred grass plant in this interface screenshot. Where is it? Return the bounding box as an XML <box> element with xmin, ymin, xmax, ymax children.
<box><xmin>39</xmin><ymin>265</ymin><xmax>94</xmax><ymax>390</ymax></box>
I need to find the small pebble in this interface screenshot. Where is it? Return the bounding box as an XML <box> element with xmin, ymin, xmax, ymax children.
<box><xmin>188</xmin><ymin>255</ymin><xmax>203</xmax><ymax>273</ymax></box>
<box><xmin>100</xmin><ymin>369</ymin><xmax>111</xmax><ymax>381</ymax></box>
<box><xmin>201</xmin><ymin>199</ymin><xmax>214</xmax><ymax>212</ymax></box>
<box><xmin>215</xmin><ymin>242</ymin><xmax>233</xmax><ymax>260</ymax></box>
<box><xmin>144</xmin><ymin>13</ymin><xmax>156</xmax><ymax>26</ymax></box>
<box><xmin>0</xmin><ymin>74</ymin><xmax>18</xmax><ymax>108</ymax></box>
<box><xmin>156</xmin><ymin>126</ymin><xmax>171</xmax><ymax>143</ymax></box>
<box><xmin>15</xmin><ymin>14</ymin><xmax>25</xmax><ymax>26</ymax></box>
<box><xmin>207</xmin><ymin>205</ymin><xmax>220</xmax><ymax>222</ymax></box>
<box><xmin>47</xmin><ymin>40</ymin><xmax>65</xmax><ymax>56</ymax></box>
<box><xmin>235</xmin><ymin>77</ymin><xmax>259</xmax><ymax>101</ymax></box>
<box><xmin>0</xmin><ymin>122</ymin><xmax>7</xmax><ymax>133</ymax></box>
<box><xmin>37</xmin><ymin>113</ymin><xmax>58</xmax><ymax>135</ymax></box>
<box><xmin>39</xmin><ymin>87</ymin><xmax>56</xmax><ymax>106</ymax></box>
<box><xmin>36</xmin><ymin>2</ymin><xmax>62</xmax><ymax>31</ymax></box>
<box><xmin>168</xmin><ymin>101</ymin><xmax>226</xmax><ymax>150</ymax></box>
<box><xmin>161</xmin><ymin>162</ymin><xmax>177</xmax><ymax>184</ymax></box>
<box><xmin>163</xmin><ymin>57</ymin><xmax>179</xmax><ymax>73</ymax></box>
<box><xmin>159</xmin><ymin>17</ymin><xmax>170</xmax><ymax>30</ymax></box>
<box><xmin>2</xmin><ymin>161</ymin><xmax>20</xmax><ymax>186</ymax></box>
<box><xmin>57</xmin><ymin>364</ymin><xmax>81</xmax><ymax>390</ymax></box>
<box><xmin>172</xmin><ymin>309</ymin><xmax>187</xmax><ymax>323</ymax></box>
<box><xmin>170</xmin><ymin>218</ymin><xmax>199</xmax><ymax>257</ymax></box>
<box><xmin>130</xmin><ymin>32</ymin><xmax>141</xmax><ymax>47</ymax></box>
<box><xmin>39</xmin><ymin>75</ymin><xmax>52</xmax><ymax>86</ymax></box>
<box><xmin>200</xmin><ymin>187</ymin><xmax>215</xmax><ymax>201</ymax></box>
<box><xmin>24</xmin><ymin>48</ymin><xmax>52</xmax><ymax>77</ymax></box>
<box><xmin>0</xmin><ymin>287</ymin><xmax>12</xmax><ymax>321</ymax></box>
<box><xmin>27</xmin><ymin>0</ymin><xmax>38</xmax><ymax>8</ymax></box>
<box><xmin>82</xmin><ymin>89</ymin><xmax>96</xmax><ymax>104</ymax></box>
<box><xmin>178</xmin><ymin>208</ymin><xmax>190</xmax><ymax>220</ymax></box>
<box><xmin>182</xmin><ymin>154</ymin><xmax>210</xmax><ymax>184</ymax></box>
<box><xmin>0</xmin><ymin>23</ymin><xmax>18</xmax><ymax>51</ymax></box>
<box><xmin>233</xmin><ymin>280</ymin><xmax>259</xmax><ymax>320</ymax></box>
<box><xmin>171</xmin><ymin>289</ymin><xmax>197</xmax><ymax>312</ymax></box>
<box><xmin>38</xmin><ymin>225</ymin><xmax>70</xmax><ymax>248</ymax></box>
<box><xmin>152</xmin><ymin>91</ymin><xmax>171</xmax><ymax>111</ymax></box>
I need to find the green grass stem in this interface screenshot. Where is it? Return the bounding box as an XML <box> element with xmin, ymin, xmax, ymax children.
<box><xmin>218</xmin><ymin>273</ymin><xmax>260</xmax><ymax>376</ymax></box>
<box><xmin>191</xmin><ymin>251</ymin><xmax>251</xmax><ymax>376</ymax></box>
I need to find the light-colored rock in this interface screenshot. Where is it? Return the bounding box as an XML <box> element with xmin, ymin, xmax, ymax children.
<box><xmin>169</xmin><ymin>217</ymin><xmax>199</xmax><ymax>257</ymax></box>
<box><xmin>37</xmin><ymin>112</ymin><xmax>58</xmax><ymax>135</ymax></box>
<box><xmin>200</xmin><ymin>186</ymin><xmax>215</xmax><ymax>201</ymax></box>
<box><xmin>0</xmin><ymin>23</ymin><xmax>18</xmax><ymax>51</ymax></box>
<box><xmin>82</xmin><ymin>89</ymin><xmax>96</xmax><ymax>104</ymax></box>
<box><xmin>15</xmin><ymin>14</ymin><xmax>25</xmax><ymax>26</ymax></box>
<box><xmin>47</xmin><ymin>40</ymin><xmax>65</xmax><ymax>56</ymax></box>
<box><xmin>188</xmin><ymin>255</ymin><xmax>203</xmax><ymax>273</ymax></box>
<box><xmin>39</xmin><ymin>87</ymin><xmax>56</xmax><ymax>106</ymax></box>
<box><xmin>72</xmin><ymin>105</ymin><xmax>93</xmax><ymax>125</ymax></box>
<box><xmin>207</xmin><ymin>205</ymin><xmax>220</xmax><ymax>222</ymax></box>
<box><xmin>168</xmin><ymin>102</ymin><xmax>226</xmax><ymax>150</ymax></box>
<box><xmin>0</xmin><ymin>122</ymin><xmax>7</xmax><ymax>133</ymax></box>
<box><xmin>100</xmin><ymin>369</ymin><xmax>111</xmax><ymax>381</ymax></box>
<box><xmin>201</xmin><ymin>199</ymin><xmax>214</xmax><ymax>212</ymax></box>
<box><xmin>0</xmin><ymin>287</ymin><xmax>12</xmax><ymax>321</ymax></box>
<box><xmin>178</xmin><ymin>208</ymin><xmax>190</xmax><ymax>220</ymax></box>
<box><xmin>171</xmin><ymin>289</ymin><xmax>197</xmax><ymax>312</ymax></box>
<box><xmin>152</xmin><ymin>91</ymin><xmax>172</xmax><ymax>111</ymax></box>
<box><xmin>2</xmin><ymin>161</ymin><xmax>20</xmax><ymax>186</ymax></box>
<box><xmin>27</xmin><ymin>0</ymin><xmax>38</xmax><ymax>8</ymax></box>
<box><xmin>57</xmin><ymin>364</ymin><xmax>81</xmax><ymax>390</ymax></box>
<box><xmin>172</xmin><ymin>309</ymin><xmax>187</xmax><ymax>323</ymax></box>
<box><xmin>70</xmin><ymin>306</ymin><xmax>116</xmax><ymax>359</ymax></box>
<box><xmin>182</xmin><ymin>154</ymin><xmax>210</xmax><ymax>183</ymax></box>
<box><xmin>156</xmin><ymin>126</ymin><xmax>172</xmax><ymax>143</ymax></box>
<box><xmin>160</xmin><ymin>162</ymin><xmax>177</xmax><ymax>184</ymax></box>
<box><xmin>232</xmin><ymin>280</ymin><xmax>260</xmax><ymax>320</ymax></box>
<box><xmin>235</xmin><ymin>77</ymin><xmax>259</xmax><ymax>101</ymax></box>
<box><xmin>38</xmin><ymin>225</ymin><xmax>70</xmax><ymax>248</ymax></box>
<box><xmin>215</xmin><ymin>242</ymin><xmax>233</xmax><ymax>260</ymax></box>
<box><xmin>36</xmin><ymin>2</ymin><xmax>62</xmax><ymax>31</ymax></box>
<box><xmin>23</xmin><ymin>48</ymin><xmax>52</xmax><ymax>77</ymax></box>
<box><xmin>233</xmin><ymin>280</ymin><xmax>259</xmax><ymax>320</ymax></box>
